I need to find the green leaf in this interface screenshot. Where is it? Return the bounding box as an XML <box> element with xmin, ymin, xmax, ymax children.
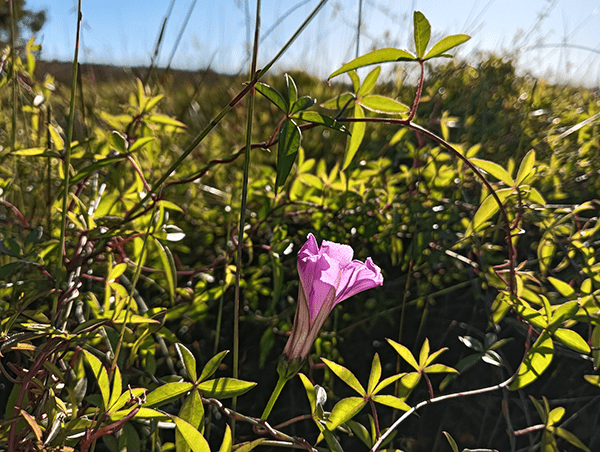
<box><xmin>110</xmin><ymin>407</ymin><xmax>170</xmax><ymax>420</ymax></box>
<box><xmin>373</xmin><ymin>373</ymin><xmax>405</xmax><ymax>395</ymax></box>
<box><xmin>289</xmin><ymin>96</ymin><xmax>316</xmax><ymax>115</ymax></box>
<box><xmin>152</xmin><ymin>236</ymin><xmax>177</xmax><ymax>302</ymax></box>
<box><xmin>298</xmin><ymin>373</ymin><xmax>316</xmax><ymax>413</ymax></box>
<box><xmin>108</xmin><ymin>263</ymin><xmax>127</xmax><ymax>283</ymax></box>
<box><xmin>172</xmin><ymin>415</ymin><xmax>210</xmax><ymax>452</ymax></box>
<box><xmin>413</xmin><ymin>11</ymin><xmax>431</xmax><ymax>59</ymax></box>
<box><xmin>443</xmin><ymin>431</ymin><xmax>460</xmax><ymax>452</ymax></box>
<box><xmin>275</xmin><ymin>119</ymin><xmax>301</xmax><ymax>192</ymax></box>
<box><xmin>129</xmin><ymin>136</ymin><xmax>155</xmax><ymax>152</ymax></box>
<box><xmin>554</xmin><ymin>427</ymin><xmax>592</xmax><ymax>452</ymax></box>
<box><xmin>342</xmin><ymin>104</ymin><xmax>365</xmax><ymax>170</ymax></box>
<box><xmin>82</xmin><ymin>350</ymin><xmax>110</xmax><ymax>409</ymax></box>
<box><xmin>292</xmin><ymin>111</ymin><xmax>349</xmax><ymax>134</ymax></box>
<box><xmin>418</xmin><ymin>338</ymin><xmax>430</xmax><ymax>367</ymax></box>
<box><xmin>109</xmin><ymin>131</ymin><xmax>128</xmax><ymax>153</ymax></box>
<box><xmin>467</xmin><ymin>188</ymin><xmax>513</xmax><ymax>235</ymax></box>
<box><xmin>553</xmin><ymin>328</ymin><xmax>590</xmax><ymax>354</ymax></box>
<box><xmin>198</xmin><ymin>350</ymin><xmax>229</xmax><ymax>382</ymax></box>
<box><xmin>176</xmin><ymin>390</ymin><xmax>204</xmax><ymax>452</ymax></box>
<box><xmin>584</xmin><ymin>375</ymin><xmax>600</xmax><ymax>387</ymax></box>
<box><xmin>326</xmin><ymin>397</ymin><xmax>367</xmax><ymax>431</ymax></box>
<box><xmin>549</xmin><ymin>301</ymin><xmax>578</xmax><ymax>328</ymax></box>
<box><xmin>358</xmin><ymin>95</ymin><xmax>409</xmax><ymax>114</ymax></box>
<box><xmin>371</xmin><ymin>395</ymin><xmax>410</xmax><ymax>411</ymax></box>
<box><xmin>176</xmin><ymin>343</ymin><xmax>198</xmax><ymax>382</ymax></box>
<box><xmin>108</xmin><ymin>366</ymin><xmax>123</xmax><ymax>411</ymax></box>
<box><xmin>367</xmin><ymin>354</ymin><xmax>382</xmax><ymax>394</ymax></box>
<box><xmin>593</xmin><ymin>325</ymin><xmax>600</xmax><ymax>370</ymax></box>
<box><xmin>357</xmin><ymin>66</ymin><xmax>380</xmax><ymax>96</ymax></box>
<box><xmin>69</xmin><ymin>152</ymin><xmax>132</xmax><ymax>185</ymax></box>
<box><xmin>320</xmin><ymin>92</ymin><xmax>355</xmax><ymax>110</ymax></box>
<box><xmin>49</xmin><ymin>124</ymin><xmax>65</xmax><ymax>151</ymax></box>
<box><xmin>516</xmin><ymin>149</ymin><xmax>536</xmax><ymax>185</ymax></box>
<box><xmin>547</xmin><ymin>406</ymin><xmax>565</xmax><ymax>426</ymax></box>
<box><xmin>234</xmin><ymin>438</ymin><xmax>267</xmax><ymax>452</ymax></box>
<box><xmin>197</xmin><ymin>378</ymin><xmax>256</xmax><ymax>398</ymax></box>
<box><xmin>285</xmin><ymin>74</ymin><xmax>298</xmax><ymax>105</ymax></box>
<box><xmin>515</xmin><ymin>304</ymin><xmax>548</xmax><ymax>329</ymax></box>
<box><xmin>145</xmin><ymin>382</ymin><xmax>194</xmax><ymax>408</ymax></box>
<box><xmin>322</xmin><ymin>358</ymin><xmax>365</xmax><ymax>396</ymax></box>
<box><xmin>423</xmin><ymin>34</ymin><xmax>471</xmax><ymax>60</ymax></box>
<box><xmin>548</xmin><ymin>277</ymin><xmax>575</xmax><ymax>298</ymax></box>
<box><xmin>510</xmin><ymin>331</ymin><xmax>554</xmax><ymax>390</ymax></box>
<box><xmin>470</xmin><ymin>158</ymin><xmax>514</xmax><ymax>186</ymax></box>
<box><xmin>147</xmin><ymin>114</ymin><xmax>187</xmax><ymax>128</ymax></box>
<box><xmin>256</xmin><ymin>83</ymin><xmax>288</xmax><ymax>113</ymax></box>
<box><xmin>12</xmin><ymin>147</ymin><xmax>48</xmax><ymax>156</ymax></box>
<box><xmin>143</xmin><ymin>94</ymin><xmax>164</xmax><ymax>113</ymax></box>
<box><xmin>328</xmin><ymin>48</ymin><xmax>415</xmax><ymax>81</ymax></box>
<box><xmin>346</xmin><ymin>420</ymin><xmax>372</xmax><ymax>448</ymax></box>
<box><xmin>424</xmin><ymin>364</ymin><xmax>458</xmax><ymax>374</ymax></box>
<box><xmin>387</xmin><ymin>338</ymin><xmax>420</xmax><ymax>371</ymax></box>
<box><xmin>348</xmin><ymin>71</ymin><xmax>360</xmax><ymax>92</ymax></box>
<box><xmin>218</xmin><ymin>424</ymin><xmax>233</xmax><ymax>452</ymax></box>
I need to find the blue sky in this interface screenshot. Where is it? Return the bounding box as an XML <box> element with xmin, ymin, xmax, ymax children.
<box><xmin>25</xmin><ymin>0</ymin><xmax>600</xmax><ymax>86</ymax></box>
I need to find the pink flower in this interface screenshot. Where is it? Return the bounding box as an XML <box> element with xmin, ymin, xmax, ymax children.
<box><xmin>280</xmin><ymin>233</ymin><xmax>383</xmax><ymax>376</ymax></box>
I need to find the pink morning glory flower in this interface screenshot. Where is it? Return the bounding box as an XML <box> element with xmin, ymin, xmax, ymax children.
<box><xmin>280</xmin><ymin>233</ymin><xmax>383</xmax><ymax>375</ymax></box>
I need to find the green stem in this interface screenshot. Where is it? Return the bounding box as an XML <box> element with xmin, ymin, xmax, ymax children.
<box><xmin>261</xmin><ymin>374</ymin><xmax>289</xmax><ymax>420</ymax></box>
<box><xmin>53</xmin><ymin>0</ymin><xmax>82</xmax><ymax>319</ymax></box>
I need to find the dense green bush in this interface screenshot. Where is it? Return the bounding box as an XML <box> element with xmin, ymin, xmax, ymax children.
<box><xmin>1</xmin><ymin>7</ymin><xmax>600</xmax><ymax>452</ymax></box>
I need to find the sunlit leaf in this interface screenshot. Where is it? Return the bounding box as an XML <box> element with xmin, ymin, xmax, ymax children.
<box><xmin>371</xmin><ymin>395</ymin><xmax>410</xmax><ymax>411</ymax></box>
<box><xmin>177</xmin><ymin>390</ymin><xmax>204</xmax><ymax>452</ymax></box>
<box><xmin>357</xmin><ymin>66</ymin><xmax>380</xmax><ymax>96</ymax></box>
<box><xmin>413</xmin><ymin>11</ymin><xmax>431</xmax><ymax>59</ymax></box>
<box><xmin>197</xmin><ymin>378</ymin><xmax>256</xmax><ymax>398</ymax></box>
<box><xmin>548</xmin><ymin>277</ymin><xmax>575</xmax><ymax>299</ymax></box>
<box><xmin>423</xmin><ymin>34</ymin><xmax>471</xmax><ymax>60</ymax></box>
<box><xmin>387</xmin><ymin>338</ymin><xmax>420</xmax><ymax>371</ymax></box>
<box><xmin>516</xmin><ymin>149</ymin><xmax>536</xmax><ymax>185</ymax></box>
<box><xmin>83</xmin><ymin>350</ymin><xmax>110</xmax><ymax>409</ymax></box>
<box><xmin>218</xmin><ymin>425</ymin><xmax>233</xmax><ymax>452</ymax></box>
<box><xmin>145</xmin><ymin>382</ymin><xmax>194</xmax><ymax>408</ymax></box>
<box><xmin>328</xmin><ymin>48</ymin><xmax>415</xmax><ymax>81</ymax></box>
<box><xmin>176</xmin><ymin>343</ymin><xmax>198</xmax><ymax>382</ymax></box>
<box><xmin>342</xmin><ymin>104</ymin><xmax>365</xmax><ymax>170</ymax></box>
<box><xmin>326</xmin><ymin>397</ymin><xmax>367</xmax><ymax>431</ymax></box>
<box><xmin>322</xmin><ymin>358</ymin><xmax>365</xmax><ymax>395</ymax></box>
<box><xmin>298</xmin><ymin>373</ymin><xmax>316</xmax><ymax>413</ymax></box>
<box><xmin>234</xmin><ymin>438</ymin><xmax>267</xmax><ymax>452</ymax></box>
<box><xmin>467</xmin><ymin>188</ymin><xmax>513</xmax><ymax>235</ymax></box>
<box><xmin>510</xmin><ymin>331</ymin><xmax>554</xmax><ymax>390</ymax></box>
<box><xmin>367</xmin><ymin>353</ymin><xmax>382</xmax><ymax>394</ymax></box>
<box><xmin>553</xmin><ymin>328</ymin><xmax>590</xmax><ymax>354</ymax></box>
<box><xmin>358</xmin><ymin>95</ymin><xmax>409</xmax><ymax>114</ymax></box>
<box><xmin>320</xmin><ymin>92</ymin><xmax>355</xmax><ymax>110</ymax></box>
<box><xmin>147</xmin><ymin>114</ymin><xmax>186</xmax><ymax>128</ymax></box>
<box><xmin>198</xmin><ymin>350</ymin><xmax>229</xmax><ymax>382</ymax></box>
<box><xmin>470</xmin><ymin>158</ymin><xmax>514</xmax><ymax>186</ymax></box>
<box><xmin>172</xmin><ymin>415</ymin><xmax>210</xmax><ymax>452</ymax></box>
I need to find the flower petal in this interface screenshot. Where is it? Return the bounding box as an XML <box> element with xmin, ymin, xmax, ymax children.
<box><xmin>335</xmin><ymin>257</ymin><xmax>383</xmax><ymax>304</ymax></box>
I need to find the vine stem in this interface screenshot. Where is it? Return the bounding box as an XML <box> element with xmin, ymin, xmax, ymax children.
<box><xmin>370</xmin><ymin>372</ymin><xmax>517</xmax><ymax>452</ymax></box>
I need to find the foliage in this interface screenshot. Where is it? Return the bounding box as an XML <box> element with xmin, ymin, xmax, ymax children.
<box><xmin>1</xmin><ymin>7</ymin><xmax>600</xmax><ymax>452</ymax></box>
